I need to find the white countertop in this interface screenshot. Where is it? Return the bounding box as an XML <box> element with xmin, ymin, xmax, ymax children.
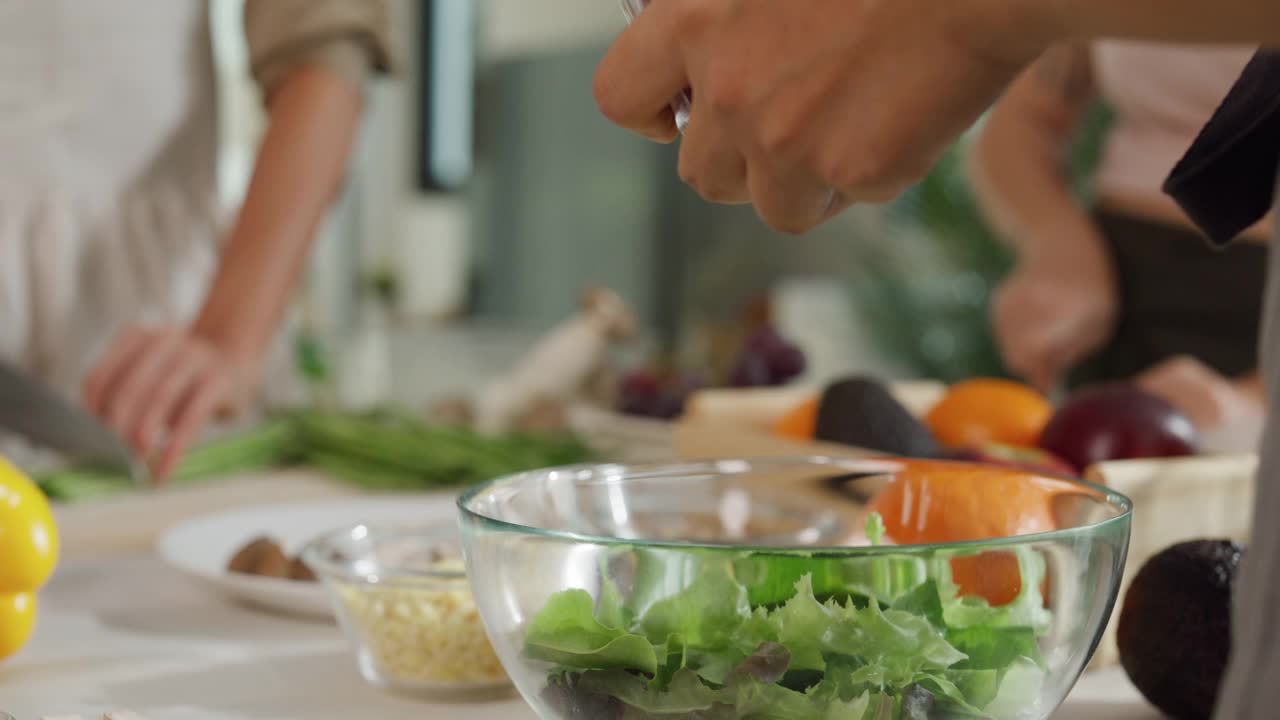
<box><xmin>1</xmin><ymin>475</ymin><xmax>1162</xmax><ymax>720</ymax></box>
<box><xmin>2</xmin><ymin>555</ymin><xmax>533</xmax><ymax>720</ymax></box>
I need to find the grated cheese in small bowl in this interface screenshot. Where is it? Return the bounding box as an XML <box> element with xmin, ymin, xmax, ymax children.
<box><xmin>302</xmin><ymin>522</ymin><xmax>510</xmax><ymax>700</ymax></box>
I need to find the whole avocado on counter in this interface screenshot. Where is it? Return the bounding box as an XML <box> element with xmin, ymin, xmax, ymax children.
<box><xmin>1118</xmin><ymin>539</ymin><xmax>1243</xmax><ymax>720</ymax></box>
<box><xmin>814</xmin><ymin>377</ymin><xmax>943</xmax><ymax>458</ymax></box>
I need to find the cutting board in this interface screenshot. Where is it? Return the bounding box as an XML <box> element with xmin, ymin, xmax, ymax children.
<box><xmin>672</xmin><ymin>381</ymin><xmax>945</xmax><ymax>459</ymax></box>
<box><xmin>673</xmin><ymin>417</ymin><xmax>884</xmax><ymax>461</ymax></box>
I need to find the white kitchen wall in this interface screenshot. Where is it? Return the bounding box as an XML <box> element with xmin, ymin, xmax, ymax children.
<box><xmin>209</xmin><ymin>0</ymin><xmax>258</xmax><ymax>209</ymax></box>
<box><xmin>209</xmin><ymin>0</ymin><xmax>631</xmax><ymax>326</ymax></box>
<box><xmin>208</xmin><ymin>0</ymin><xmax>895</xmax><ymax>390</ymax></box>
<box><xmin>376</xmin><ymin>0</ymin><xmax>628</xmax><ymax>320</ymax></box>
<box><xmin>482</xmin><ymin>0</ymin><xmax>619</xmax><ymax>60</ymax></box>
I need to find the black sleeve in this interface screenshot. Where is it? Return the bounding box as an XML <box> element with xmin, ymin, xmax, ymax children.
<box><xmin>1164</xmin><ymin>50</ymin><xmax>1280</xmax><ymax>247</ymax></box>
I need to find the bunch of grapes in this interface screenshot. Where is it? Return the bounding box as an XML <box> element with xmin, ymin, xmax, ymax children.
<box><xmin>619</xmin><ymin>327</ymin><xmax>807</xmax><ymax>419</ymax></box>
<box><xmin>619</xmin><ymin>369</ymin><xmax>705</xmax><ymax>420</ymax></box>
<box><xmin>728</xmin><ymin>328</ymin><xmax>807</xmax><ymax>388</ymax></box>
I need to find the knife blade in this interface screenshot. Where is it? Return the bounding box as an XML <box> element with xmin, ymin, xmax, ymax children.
<box><xmin>0</xmin><ymin>359</ymin><xmax>147</xmax><ymax>485</ymax></box>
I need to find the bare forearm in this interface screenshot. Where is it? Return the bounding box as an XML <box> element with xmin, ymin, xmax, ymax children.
<box><xmin>970</xmin><ymin>45</ymin><xmax>1105</xmax><ymax>263</ymax></box>
<box><xmin>971</xmin><ymin>114</ymin><xmax>1100</xmax><ymax>260</ymax></box>
<box><xmin>1041</xmin><ymin>0</ymin><xmax>1280</xmax><ymax>45</ymax></box>
<box><xmin>194</xmin><ymin>65</ymin><xmax>363</xmax><ymax>362</ymax></box>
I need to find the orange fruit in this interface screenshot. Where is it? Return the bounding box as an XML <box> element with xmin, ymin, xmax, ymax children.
<box><xmin>870</xmin><ymin>462</ymin><xmax>1059</xmax><ymax>545</ymax></box>
<box><xmin>949</xmin><ymin>554</ymin><xmax>1028</xmax><ymax>608</ymax></box>
<box><xmin>773</xmin><ymin>397</ymin><xmax>819</xmax><ymax>440</ymax></box>
<box><xmin>869</xmin><ymin>461</ymin><xmax>1060</xmax><ymax>606</ymax></box>
<box><xmin>925</xmin><ymin>379</ymin><xmax>1053</xmax><ymax>449</ymax></box>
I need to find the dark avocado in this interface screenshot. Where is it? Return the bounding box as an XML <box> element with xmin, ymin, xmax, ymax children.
<box><xmin>1118</xmin><ymin>539</ymin><xmax>1244</xmax><ymax>720</ymax></box>
<box><xmin>814</xmin><ymin>377</ymin><xmax>942</xmax><ymax>458</ymax></box>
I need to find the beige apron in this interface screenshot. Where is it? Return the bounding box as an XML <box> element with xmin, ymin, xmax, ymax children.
<box><xmin>0</xmin><ymin>0</ymin><xmax>308</xmax><ymax>454</ymax></box>
<box><xmin>0</xmin><ymin>0</ymin><xmax>224</xmax><ymax>399</ymax></box>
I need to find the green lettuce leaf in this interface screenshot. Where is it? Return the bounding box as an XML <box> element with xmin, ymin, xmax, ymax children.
<box><xmin>733</xmin><ymin>553</ymin><xmax>848</xmax><ymax>608</ymax></box>
<box><xmin>982</xmin><ymin>656</ymin><xmax>1046</xmax><ymax>717</ymax></box>
<box><xmin>524</xmin><ymin>511</ymin><xmax>1054</xmax><ymax>717</ymax></box>
<box><xmin>890</xmin><ymin>580</ymin><xmax>946</xmax><ymax>628</ymax></box>
<box><xmin>688</xmin><ymin>605</ymin><xmax>778</xmax><ymax>685</ymax></box>
<box><xmin>773</xmin><ymin>575</ymin><xmax>837</xmax><ymax>672</ymax></box>
<box><xmin>652</xmin><ymin>635</ymin><xmax>689</xmax><ymax>689</ymax></box>
<box><xmin>946</xmin><ymin>625</ymin><xmax>1041</xmax><ymax>670</ymax></box>
<box><xmin>736</xmin><ymin>605</ymin><xmax>781</xmax><ymax>654</ymax></box>
<box><xmin>944</xmin><ymin>669</ymin><xmax>1001</xmax><ymax>711</ymax></box>
<box><xmin>597</xmin><ymin>569</ymin><xmax>632</xmax><ymax>630</ymax></box>
<box><xmin>726</xmin><ymin>674</ymin><xmax>872</xmax><ymax>720</ymax></box>
<box><xmin>867</xmin><ymin>512</ymin><xmax>887</xmax><ymax>546</ymax></box>
<box><xmin>936</xmin><ymin>548</ymin><xmax>1052</xmax><ymax>635</ymax></box>
<box><xmin>917</xmin><ymin>673</ymin><xmax>985</xmax><ymax>715</ymax></box>
<box><xmin>641</xmin><ymin>563</ymin><xmax>750</xmax><ymax>650</ymax></box>
<box><xmin>524</xmin><ymin>589</ymin><xmax>659</xmax><ymax>674</ymax></box>
<box><xmin>565</xmin><ymin>668</ymin><xmax>877</xmax><ymax>719</ymax></box>
<box><xmin>636</xmin><ymin>561</ymin><xmax>779</xmax><ymax>686</ymax></box>
<box><xmin>827</xmin><ymin>598</ymin><xmax>968</xmax><ymax>690</ymax></box>
<box><xmin>578</xmin><ymin>668</ymin><xmax>720</xmax><ymax>714</ymax></box>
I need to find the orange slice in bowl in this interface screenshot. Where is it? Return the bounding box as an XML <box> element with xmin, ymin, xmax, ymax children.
<box><xmin>869</xmin><ymin>461</ymin><xmax>1062</xmax><ymax>606</ymax></box>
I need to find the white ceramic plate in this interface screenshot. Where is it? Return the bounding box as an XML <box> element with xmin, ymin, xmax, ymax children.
<box><xmin>156</xmin><ymin>495</ymin><xmax>461</xmax><ymax>619</ymax></box>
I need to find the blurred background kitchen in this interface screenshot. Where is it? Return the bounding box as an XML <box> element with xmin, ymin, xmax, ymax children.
<box><xmin>10</xmin><ymin>0</ymin><xmax>1111</xmax><ymax>506</ymax></box>
<box><xmin>231</xmin><ymin>0</ymin><xmax>1063</xmax><ymax>411</ymax></box>
<box><xmin>6</xmin><ymin>4</ymin><xmax>1260</xmax><ymax>704</ymax></box>
<box><xmin>25</xmin><ymin>0</ymin><xmax>1261</xmax><ymax>504</ymax></box>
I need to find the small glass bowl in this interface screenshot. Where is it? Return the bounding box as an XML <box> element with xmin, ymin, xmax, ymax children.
<box><xmin>301</xmin><ymin>521</ymin><xmax>512</xmax><ymax>701</ymax></box>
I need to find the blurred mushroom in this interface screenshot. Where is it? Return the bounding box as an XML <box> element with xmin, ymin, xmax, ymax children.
<box><xmin>474</xmin><ymin>286</ymin><xmax>637</xmax><ymax>434</ymax></box>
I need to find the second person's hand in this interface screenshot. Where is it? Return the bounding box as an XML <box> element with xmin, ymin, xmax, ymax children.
<box><xmin>1137</xmin><ymin>356</ymin><xmax>1266</xmax><ymax>436</ymax></box>
<box><xmin>83</xmin><ymin>326</ymin><xmax>256</xmax><ymax>484</ymax></box>
<box><xmin>992</xmin><ymin>243</ymin><xmax>1118</xmax><ymax>392</ymax></box>
<box><xmin>594</xmin><ymin>0</ymin><xmax>1056</xmax><ymax>233</ymax></box>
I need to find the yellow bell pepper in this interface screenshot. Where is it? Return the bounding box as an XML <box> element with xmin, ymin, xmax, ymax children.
<box><xmin>0</xmin><ymin>455</ymin><xmax>58</xmax><ymax>660</ymax></box>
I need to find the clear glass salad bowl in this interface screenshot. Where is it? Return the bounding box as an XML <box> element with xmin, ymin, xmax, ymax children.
<box><xmin>458</xmin><ymin>457</ymin><xmax>1132</xmax><ymax>720</ymax></box>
